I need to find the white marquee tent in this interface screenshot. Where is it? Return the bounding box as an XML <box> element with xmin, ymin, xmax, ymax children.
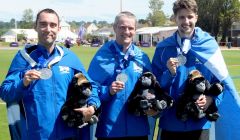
<box><xmin>0</xmin><ymin>18</ymin><xmax>79</xmax><ymax>43</ymax></box>
<box><xmin>56</xmin><ymin>19</ymin><xmax>78</xmax><ymax>42</ymax></box>
<box><xmin>135</xmin><ymin>26</ymin><xmax>178</xmax><ymax>46</ymax></box>
<box><xmin>136</xmin><ymin>26</ymin><xmax>178</xmax><ymax>34</ymax></box>
<box><xmin>1</xmin><ymin>29</ymin><xmax>37</xmax><ymax>42</ymax></box>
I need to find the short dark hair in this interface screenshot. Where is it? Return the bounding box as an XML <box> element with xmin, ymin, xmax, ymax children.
<box><xmin>173</xmin><ymin>0</ymin><xmax>198</xmax><ymax>15</ymax></box>
<box><xmin>35</xmin><ymin>8</ymin><xmax>60</xmax><ymax>26</ymax></box>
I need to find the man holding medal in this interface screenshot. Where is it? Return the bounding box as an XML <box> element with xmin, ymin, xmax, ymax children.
<box><xmin>0</xmin><ymin>8</ymin><xmax>100</xmax><ymax>140</ymax></box>
<box><xmin>152</xmin><ymin>0</ymin><xmax>225</xmax><ymax>140</ymax></box>
<box><xmin>88</xmin><ymin>11</ymin><xmax>157</xmax><ymax>140</ymax></box>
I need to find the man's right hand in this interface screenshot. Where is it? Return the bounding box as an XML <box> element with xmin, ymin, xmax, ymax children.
<box><xmin>167</xmin><ymin>58</ymin><xmax>178</xmax><ymax>76</ymax></box>
<box><xmin>23</xmin><ymin>69</ymin><xmax>41</xmax><ymax>87</ymax></box>
<box><xmin>109</xmin><ymin>81</ymin><xmax>125</xmax><ymax>95</ymax></box>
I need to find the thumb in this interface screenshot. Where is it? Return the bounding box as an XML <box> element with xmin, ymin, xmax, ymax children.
<box><xmin>74</xmin><ymin>108</ymin><xmax>83</xmax><ymax>113</ymax></box>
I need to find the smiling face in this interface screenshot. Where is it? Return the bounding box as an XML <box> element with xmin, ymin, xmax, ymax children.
<box><xmin>174</xmin><ymin>8</ymin><xmax>198</xmax><ymax>38</ymax></box>
<box><xmin>35</xmin><ymin>11</ymin><xmax>61</xmax><ymax>50</ymax></box>
<box><xmin>113</xmin><ymin>15</ymin><xmax>136</xmax><ymax>49</ymax></box>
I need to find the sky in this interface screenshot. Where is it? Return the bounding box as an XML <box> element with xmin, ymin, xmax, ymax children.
<box><xmin>0</xmin><ymin>0</ymin><xmax>175</xmax><ymax>23</ymax></box>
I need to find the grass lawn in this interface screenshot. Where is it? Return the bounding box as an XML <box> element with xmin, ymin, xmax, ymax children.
<box><xmin>0</xmin><ymin>102</ymin><xmax>9</xmax><ymax>139</ymax></box>
<box><xmin>0</xmin><ymin>46</ymin><xmax>239</xmax><ymax>140</ymax></box>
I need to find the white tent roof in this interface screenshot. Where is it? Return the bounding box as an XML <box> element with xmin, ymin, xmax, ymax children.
<box><xmin>136</xmin><ymin>26</ymin><xmax>178</xmax><ymax>35</ymax></box>
<box><xmin>1</xmin><ymin>29</ymin><xmax>37</xmax><ymax>39</ymax></box>
<box><xmin>1</xmin><ymin>34</ymin><xmax>15</xmax><ymax>39</ymax></box>
<box><xmin>57</xmin><ymin>29</ymin><xmax>78</xmax><ymax>41</ymax></box>
<box><xmin>93</xmin><ymin>26</ymin><xmax>114</xmax><ymax>36</ymax></box>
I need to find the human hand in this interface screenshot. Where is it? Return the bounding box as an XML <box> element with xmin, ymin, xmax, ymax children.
<box><xmin>109</xmin><ymin>81</ymin><xmax>125</xmax><ymax>95</ymax></box>
<box><xmin>74</xmin><ymin>106</ymin><xmax>95</xmax><ymax>122</ymax></box>
<box><xmin>195</xmin><ymin>94</ymin><xmax>213</xmax><ymax>111</ymax></box>
<box><xmin>23</xmin><ymin>69</ymin><xmax>41</xmax><ymax>87</ymax></box>
<box><xmin>167</xmin><ymin>58</ymin><xmax>178</xmax><ymax>76</ymax></box>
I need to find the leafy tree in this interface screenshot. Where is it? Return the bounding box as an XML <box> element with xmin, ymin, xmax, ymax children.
<box><xmin>219</xmin><ymin>0</ymin><xmax>240</xmax><ymax>41</ymax></box>
<box><xmin>196</xmin><ymin>0</ymin><xmax>240</xmax><ymax>41</ymax></box>
<box><xmin>22</xmin><ymin>9</ymin><xmax>33</xmax><ymax>22</ymax></box>
<box><xmin>138</xmin><ymin>19</ymin><xmax>148</xmax><ymax>24</ymax></box>
<box><xmin>9</xmin><ymin>18</ymin><xmax>17</xmax><ymax>29</ymax></box>
<box><xmin>147</xmin><ymin>11</ymin><xmax>166</xmax><ymax>26</ymax></box>
<box><xmin>19</xmin><ymin>9</ymin><xmax>34</xmax><ymax>29</ymax></box>
<box><xmin>0</xmin><ymin>21</ymin><xmax>11</xmax><ymax>36</ymax></box>
<box><xmin>97</xmin><ymin>21</ymin><xmax>109</xmax><ymax>28</ymax></box>
<box><xmin>17</xmin><ymin>34</ymin><xmax>25</xmax><ymax>42</ymax></box>
<box><xmin>149</xmin><ymin>0</ymin><xmax>164</xmax><ymax>12</ymax></box>
<box><xmin>92</xmin><ymin>20</ymin><xmax>97</xmax><ymax>25</ymax></box>
<box><xmin>69</xmin><ymin>21</ymin><xmax>80</xmax><ymax>32</ymax></box>
<box><xmin>196</xmin><ymin>0</ymin><xmax>221</xmax><ymax>37</ymax></box>
<box><xmin>147</xmin><ymin>0</ymin><xmax>166</xmax><ymax>26</ymax></box>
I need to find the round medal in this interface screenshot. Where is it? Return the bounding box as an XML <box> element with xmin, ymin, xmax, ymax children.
<box><xmin>116</xmin><ymin>73</ymin><xmax>128</xmax><ymax>83</ymax></box>
<box><xmin>176</xmin><ymin>54</ymin><xmax>187</xmax><ymax>66</ymax></box>
<box><xmin>39</xmin><ymin>68</ymin><xmax>52</xmax><ymax>79</ymax></box>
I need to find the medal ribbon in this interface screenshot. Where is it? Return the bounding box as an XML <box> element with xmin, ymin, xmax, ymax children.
<box><xmin>20</xmin><ymin>49</ymin><xmax>37</xmax><ymax>67</ymax></box>
<box><xmin>176</xmin><ymin>33</ymin><xmax>191</xmax><ymax>55</ymax></box>
<box><xmin>113</xmin><ymin>41</ymin><xmax>135</xmax><ymax>74</ymax></box>
<box><xmin>20</xmin><ymin>45</ymin><xmax>64</xmax><ymax>69</ymax></box>
<box><xmin>47</xmin><ymin>45</ymin><xmax>63</xmax><ymax>68</ymax></box>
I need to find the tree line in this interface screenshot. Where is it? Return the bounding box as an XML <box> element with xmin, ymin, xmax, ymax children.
<box><xmin>0</xmin><ymin>0</ymin><xmax>240</xmax><ymax>42</ymax></box>
<box><xmin>196</xmin><ymin>0</ymin><xmax>240</xmax><ymax>42</ymax></box>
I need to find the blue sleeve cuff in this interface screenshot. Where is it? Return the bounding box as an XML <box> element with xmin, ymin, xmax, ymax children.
<box><xmin>16</xmin><ymin>79</ymin><xmax>28</xmax><ymax>94</ymax></box>
<box><xmin>160</xmin><ymin>70</ymin><xmax>175</xmax><ymax>88</ymax></box>
<box><xmin>99</xmin><ymin>86</ymin><xmax>112</xmax><ymax>101</ymax></box>
<box><xmin>87</xmin><ymin>84</ymin><xmax>101</xmax><ymax>108</ymax></box>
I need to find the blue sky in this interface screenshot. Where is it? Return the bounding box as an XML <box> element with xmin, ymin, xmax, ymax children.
<box><xmin>0</xmin><ymin>0</ymin><xmax>175</xmax><ymax>23</ymax></box>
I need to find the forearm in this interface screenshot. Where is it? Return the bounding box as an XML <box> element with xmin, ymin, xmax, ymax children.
<box><xmin>87</xmin><ymin>84</ymin><xmax>101</xmax><ymax>108</ymax></box>
<box><xmin>0</xmin><ymin>79</ymin><xmax>27</xmax><ymax>103</ymax></box>
<box><xmin>159</xmin><ymin>69</ymin><xmax>175</xmax><ymax>88</ymax></box>
<box><xmin>152</xmin><ymin>55</ymin><xmax>174</xmax><ymax>89</ymax></box>
<box><xmin>98</xmin><ymin>85</ymin><xmax>113</xmax><ymax>102</ymax></box>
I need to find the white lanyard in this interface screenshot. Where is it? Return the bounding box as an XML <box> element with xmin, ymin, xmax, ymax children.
<box><xmin>177</xmin><ymin>33</ymin><xmax>191</xmax><ymax>55</ymax></box>
<box><xmin>113</xmin><ymin>42</ymin><xmax>135</xmax><ymax>74</ymax></box>
<box><xmin>20</xmin><ymin>45</ymin><xmax>64</xmax><ymax>68</ymax></box>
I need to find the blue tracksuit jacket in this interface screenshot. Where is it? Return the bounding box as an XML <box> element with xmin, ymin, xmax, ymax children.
<box><xmin>88</xmin><ymin>40</ymin><xmax>152</xmax><ymax>138</ymax></box>
<box><xmin>0</xmin><ymin>45</ymin><xmax>100</xmax><ymax>140</ymax></box>
<box><xmin>152</xmin><ymin>27</ymin><xmax>223</xmax><ymax>132</ymax></box>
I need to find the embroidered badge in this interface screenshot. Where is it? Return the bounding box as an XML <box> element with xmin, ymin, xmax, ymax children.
<box><xmin>59</xmin><ymin>66</ymin><xmax>70</xmax><ymax>73</ymax></box>
<box><xmin>133</xmin><ymin>62</ymin><xmax>143</xmax><ymax>73</ymax></box>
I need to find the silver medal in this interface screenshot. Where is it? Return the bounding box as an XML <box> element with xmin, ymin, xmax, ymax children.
<box><xmin>176</xmin><ymin>54</ymin><xmax>187</xmax><ymax>66</ymax></box>
<box><xmin>116</xmin><ymin>73</ymin><xmax>128</xmax><ymax>83</ymax></box>
<box><xmin>39</xmin><ymin>68</ymin><xmax>52</xmax><ymax>79</ymax></box>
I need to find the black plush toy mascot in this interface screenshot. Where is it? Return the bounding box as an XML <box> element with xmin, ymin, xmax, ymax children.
<box><xmin>61</xmin><ymin>72</ymin><xmax>99</xmax><ymax>128</ymax></box>
<box><xmin>176</xmin><ymin>70</ymin><xmax>223</xmax><ymax>122</ymax></box>
<box><xmin>128</xmin><ymin>72</ymin><xmax>174</xmax><ymax>116</ymax></box>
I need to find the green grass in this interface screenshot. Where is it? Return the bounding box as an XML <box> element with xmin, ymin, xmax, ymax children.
<box><xmin>0</xmin><ymin>50</ymin><xmax>17</xmax><ymax>83</ymax></box>
<box><xmin>0</xmin><ymin>103</ymin><xmax>9</xmax><ymax>140</ymax></box>
<box><xmin>0</xmin><ymin>46</ymin><xmax>239</xmax><ymax>140</ymax></box>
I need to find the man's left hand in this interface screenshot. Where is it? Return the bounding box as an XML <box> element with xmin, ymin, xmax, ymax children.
<box><xmin>195</xmin><ymin>94</ymin><xmax>213</xmax><ymax>111</ymax></box>
<box><xmin>74</xmin><ymin>106</ymin><xmax>95</xmax><ymax>122</ymax></box>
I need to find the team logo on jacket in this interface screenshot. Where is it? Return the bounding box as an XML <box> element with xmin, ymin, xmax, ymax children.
<box><xmin>59</xmin><ymin>66</ymin><xmax>70</xmax><ymax>73</ymax></box>
<box><xmin>195</xmin><ymin>58</ymin><xmax>202</xmax><ymax>64</ymax></box>
<box><xmin>133</xmin><ymin>62</ymin><xmax>143</xmax><ymax>73</ymax></box>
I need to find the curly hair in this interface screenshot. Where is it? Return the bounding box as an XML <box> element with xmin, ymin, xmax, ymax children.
<box><xmin>173</xmin><ymin>0</ymin><xmax>198</xmax><ymax>15</ymax></box>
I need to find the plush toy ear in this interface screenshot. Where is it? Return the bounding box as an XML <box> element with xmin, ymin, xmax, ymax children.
<box><xmin>74</xmin><ymin>73</ymin><xmax>89</xmax><ymax>86</ymax></box>
<box><xmin>141</xmin><ymin>71</ymin><xmax>158</xmax><ymax>86</ymax></box>
<box><xmin>189</xmin><ymin>70</ymin><xmax>204</xmax><ymax>82</ymax></box>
